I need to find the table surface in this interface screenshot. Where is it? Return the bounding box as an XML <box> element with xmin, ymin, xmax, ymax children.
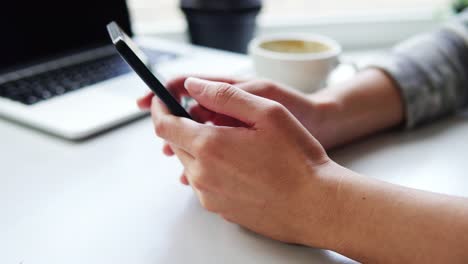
<box><xmin>1</xmin><ymin>47</ymin><xmax>468</xmax><ymax>264</ymax></box>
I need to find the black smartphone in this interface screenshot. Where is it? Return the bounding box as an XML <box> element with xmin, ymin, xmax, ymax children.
<box><xmin>107</xmin><ymin>21</ymin><xmax>192</xmax><ymax>119</ymax></box>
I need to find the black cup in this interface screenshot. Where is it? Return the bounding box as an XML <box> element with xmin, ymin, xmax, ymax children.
<box><xmin>180</xmin><ymin>0</ymin><xmax>262</xmax><ymax>53</ymax></box>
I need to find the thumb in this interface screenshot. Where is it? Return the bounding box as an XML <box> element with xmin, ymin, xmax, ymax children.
<box><xmin>184</xmin><ymin>77</ymin><xmax>269</xmax><ymax>125</ymax></box>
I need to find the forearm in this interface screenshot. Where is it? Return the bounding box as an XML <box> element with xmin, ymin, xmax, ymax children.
<box><xmin>359</xmin><ymin>11</ymin><xmax>468</xmax><ymax>128</ymax></box>
<box><xmin>309</xmin><ymin>69</ymin><xmax>405</xmax><ymax>148</ymax></box>
<box><xmin>307</xmin><ymin>11</ymin><xmax>468</xmax><ymax>148</ymax></box>
<box><xmin>308</xmin><ymin>163</ymin><xmax>468</xmax><ymax>263</ymax></box>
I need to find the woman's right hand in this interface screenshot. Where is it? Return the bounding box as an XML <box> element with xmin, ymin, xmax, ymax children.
<box><xmin>137</xmin><ymin>76</ymin><xmax>343</xmax><ymax>185</ymax></box>
<box><xmin>138</xmin><ymin>76</ymin><xmax>343</xmax><ymax>149</ymax></box>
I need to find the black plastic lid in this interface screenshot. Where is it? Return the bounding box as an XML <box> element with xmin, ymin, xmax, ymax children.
<box><xmin>181</xmin><ymin>0</ymin><xmax>262</xmax><ymax>11</ymax></box>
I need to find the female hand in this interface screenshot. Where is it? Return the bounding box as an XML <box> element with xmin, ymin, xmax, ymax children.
<box><xmin>137</xmin><ymin>76</ymin><xmax>343</xmax><ymax>184</ymax></box>
<box><xmin>148</xmin><ymin>77</ymin><xmax>342</xmax><ymax>247</ymax></box>
<box><xmin>137</xmin><ymin>76</ymin><xmax>342</xmax><ymax>146</ymax></box>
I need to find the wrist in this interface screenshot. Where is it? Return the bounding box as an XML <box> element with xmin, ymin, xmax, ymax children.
<box><xmin>294</xmin><ymin>160</ymin><xmax>354</xmax><ymax>250</ymax></box>
<box><xmin>308</xmin><ymin>69</ymin><xmax>405</xmax><ymax>149</ymax></box>
<box><xmin>305</xmin><ymin>91</ymin><xmax>346</xmax><ymax>149</ymax></box>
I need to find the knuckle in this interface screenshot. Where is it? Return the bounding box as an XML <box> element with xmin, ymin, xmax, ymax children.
<box><xmin>192</xmin><ymin>177</ymin><xmax>208</xmax><ymax>192</ymax></box>
<box><xmin>192</xmin><ymin>134</ymin><xmax>211</xmax><ymax>156</ymax></box>
<box><xmin>201</xmin><ymin>138</ymin><xmax>216</xmax><ymax>153</ymax></box>
<box><xmin>221</xmin><ymin>214</ymin><xmax>236</xmax><ymax>224</ymax></box>
<box><xmin>192</xmin><ymin>162</ymin><xmax>207</xmax><ymax>178</ymax></box>
<box><xmin>203</xmin><ymin>131</ymin><xmax>221</xmax><ymax>151</ymax></box>
<box><xmin>191</xmin><ymin>165</ymin><xmax>210</xmax><ymax>190</ymax></box>
<box><xmin>214</xmin><ymin>83</ymin><xmax>237</xmax><ymax>106</ymax></box>
<box><xmin>255</xmin><ymin>78</ymin><xmax>274</xmax><ymax>88</ymax></box>
<box><xmin>263</xmin><ymin>101</ymin><xmax>287</xmax><ymax>120</ymax></box>
<box><xmin>254</xmin><ymin>79</ymin><xmax>277</xmax><ymax>94</ymax></box>
<box><xmin>191</xmin><ymin>164</ymin><xmax>221</xmax><ymax>193</ymax></box>
<box><xmin>154</xmin><ymin>118</ymin><xmax>166</xmax><ymax>137</ymax></box>
<box><xmin>255</xmin><ymin>78</ymin><xmax>271</xmax><ymax>84</ymax></box>
<box><xmin>192</xmin><ymin>131</ymin><xmax>219</xmax><ymax>157</ymax></box>
<box><xmin>199</xmin><ymin>195</ymin><xmax>217</xmax><ymax>212</ymax></box>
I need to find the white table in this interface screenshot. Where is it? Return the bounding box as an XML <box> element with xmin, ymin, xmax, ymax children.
<box><xmin>1</xmin><ymin>49</ymin><xmax>468</xmax><ymax>264</ymax></box>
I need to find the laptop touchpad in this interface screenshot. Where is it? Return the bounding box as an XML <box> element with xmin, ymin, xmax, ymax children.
<box><xmin>99</xmin><ymin>73</ymin><xmax>150</xmax><ymax>99</ymax></box>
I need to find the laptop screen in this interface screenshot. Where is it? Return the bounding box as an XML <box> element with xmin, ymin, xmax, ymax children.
<box><xmin>0</xmin><ymin>0</ymin><xmax>132</xmax><ymax>74</ymax></box>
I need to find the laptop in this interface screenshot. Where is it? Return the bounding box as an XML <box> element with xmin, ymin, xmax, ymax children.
<box><xmin>0</xmin><ymin>0</ymin><xmax>249</xmax><ymax>140</ymax></box>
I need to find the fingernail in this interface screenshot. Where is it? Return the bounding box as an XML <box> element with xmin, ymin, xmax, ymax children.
<box><xmin>184</xmin><ymin>77</ymin><xmax>205</xmax><ymax>95</ymax></box>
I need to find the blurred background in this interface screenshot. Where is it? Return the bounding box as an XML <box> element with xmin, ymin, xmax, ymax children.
<box><xmin>127</xmin><ymin>0</ymin><xmax>455</xmax><ymax>51</ymax></box>
<box><xmin>129</xmin><ymin>0</ymin><xmax>449</xmax><ymax>29</ymax></box>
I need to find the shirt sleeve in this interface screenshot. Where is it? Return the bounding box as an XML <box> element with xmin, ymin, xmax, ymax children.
<box><xmin>365</xmin><ymin>10</ymin><xmax>468</xmax><ymax>128</ymax></box>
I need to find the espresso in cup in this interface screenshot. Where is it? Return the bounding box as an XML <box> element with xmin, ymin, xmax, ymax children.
<box><xmin>249</xmin><ymin>34</ymin><xmax>342</xmax><ymax>93</ymax></box>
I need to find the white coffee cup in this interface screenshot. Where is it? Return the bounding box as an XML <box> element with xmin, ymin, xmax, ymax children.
<box><xmin>248</xmin><ymin>33</ymin><xmax>342</xmax><ymax>93</ymax></box>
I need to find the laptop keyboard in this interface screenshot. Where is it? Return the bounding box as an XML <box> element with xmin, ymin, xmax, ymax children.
<box><xmin>0</xmin><ymin>50</ymin><xmax>177</xmax><ymax>105</ymax></box>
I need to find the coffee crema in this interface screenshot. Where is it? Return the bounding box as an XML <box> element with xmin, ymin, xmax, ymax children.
<box><xmin>260</xmin><ymin>40</ymin><xmax>331</xmax><ymax>54</ymax></box>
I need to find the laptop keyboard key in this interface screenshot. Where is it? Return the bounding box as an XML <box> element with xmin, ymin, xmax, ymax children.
<box><xmin>40</xmin><ymin>90</ymin><xmax>52</xmax><ymax>100</ymax></box>
<box><xmin>25</xmin><ymin>95</ymin><xmax>39</xmax><ymax>105</ymax></box>
<box><xmin>51</xmin><ymin>86</ymin><xmax>66</xmax><ymax>95</ymax></box>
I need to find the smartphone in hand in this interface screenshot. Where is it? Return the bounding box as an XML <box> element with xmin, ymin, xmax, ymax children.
<box><xmin>107</xmin><ymin>21</ymin><xmax>192</xmax><ymax>119</ymax></box>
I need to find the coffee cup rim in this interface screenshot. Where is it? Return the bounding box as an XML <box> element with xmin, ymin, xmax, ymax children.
<box><xmin>248</xmin><ymin>33</ymin><xmax>342</xmax><ymax>61</ymax></box>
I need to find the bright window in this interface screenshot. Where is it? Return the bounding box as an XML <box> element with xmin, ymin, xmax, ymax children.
<box><xmin>128</xmin><ymin>0</ymin><xmax>451</xmax><ymax>33</ymax></box>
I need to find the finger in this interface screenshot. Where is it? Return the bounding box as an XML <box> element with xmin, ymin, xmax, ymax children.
<box><xmin>137</xmin><ymin>92</ymin><xmax>154</xmax><ymax>110</ymax></box>
<box><xmin>138</xmin><ymin>77</ymin><xmax>250</xmax><ymax>109</ymax></box>
<box><xmin>181</xmin><ymin>171</ymin><xmax>225</xmax><ymax>213</ymax></box>
<box><xmin>184</xmin><ymin>78</ymin><xmax>273</xmax><ymax>126</ymax></box>
<box><xmin>163</xmin><ymin>143</ymin><xmax>175</xmax><ymax>156</ymax></box>
<box><xmin>236</xmin><ymin>80</ymin><xmax>305</xmax><ymax>108</ymax></box>
<box><xmin>151</xmin><ymin>96</ymin><xmax>171</xmax><ymax>114</ymax></box>
<box><xmin>166</xmin><ymin>76</ymin><xmax>250</xmax><ymax>102</ymax></box>
<box><xmin>180</xmin><ymin>174</ymin><xmax>189</xmax><ymax>185</ymax></box>
<box><xmin>190</xmin><ymin>104</ymin><xmax>246</xmax><ymax>127</ymax></box>
<box><xmin>195</xmin><ymin>191</ymin><xmax>226</xmax><ymax>214</ymax></box>
<box><xmin>151</xmin><ymin>97</ymin><xmax>213</xmax><ymax>154</ymax></box>
<box><xmin>188</xmin><ymin>104</ymin><xmax>216</xmax><ymax>123</ymax></box>
<box><xmin>170</xmin><ymin>144</ymin><xmax>195</xmax><ymax>168</ymax></box>
<box><xmin>167</xmin><ymin>76</ymin><xmax>249</xmax><ymax>90</ymax></box>
<box><xmin>234</xmin><ymin>80</ymin><xmax>268</xmax><ymax>96</ymax></box>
